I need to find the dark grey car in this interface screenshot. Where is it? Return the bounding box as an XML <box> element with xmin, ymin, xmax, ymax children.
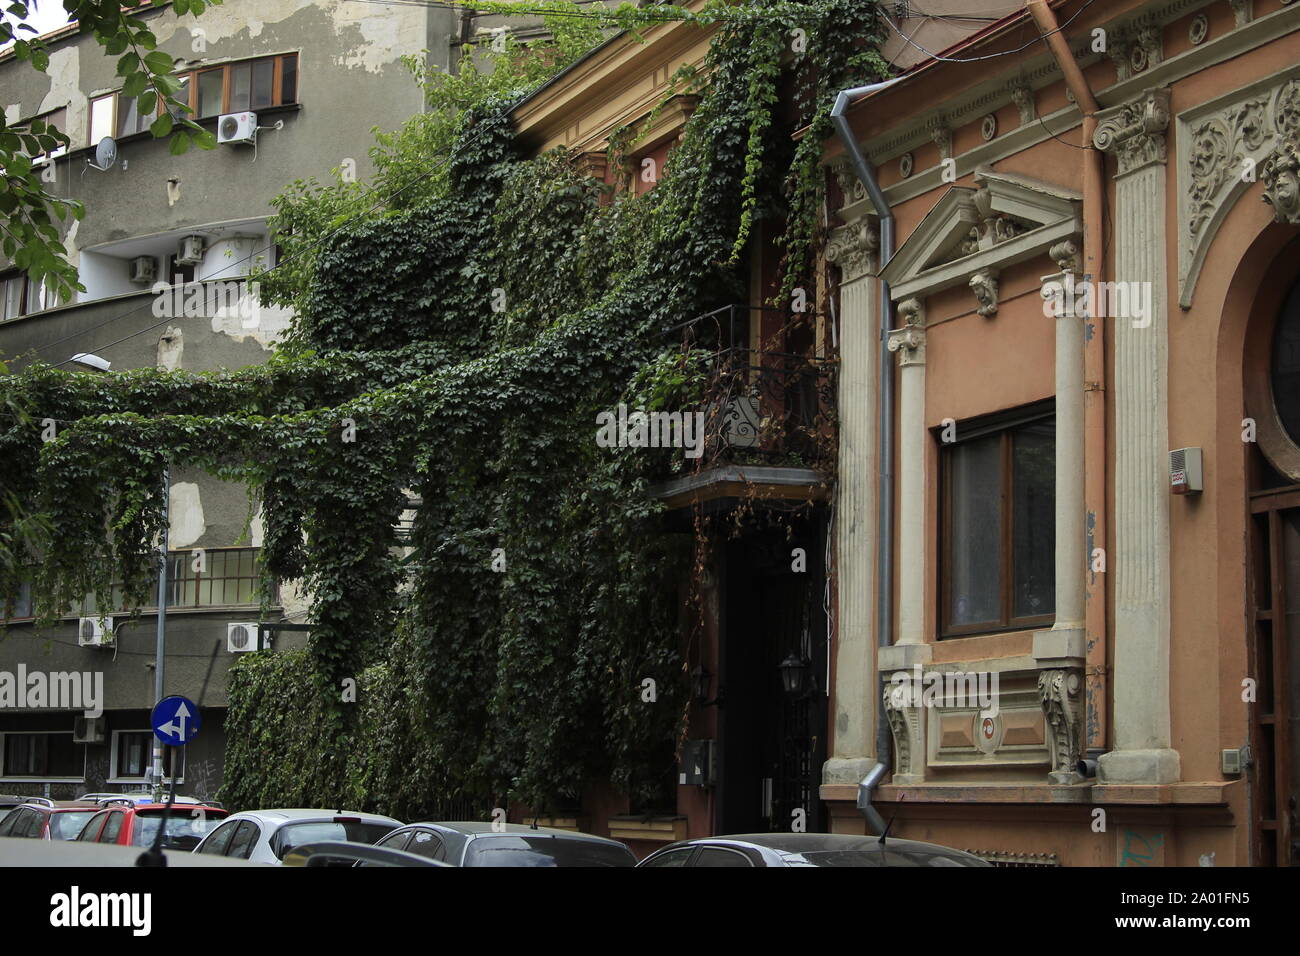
<box><xmin>371</xmin><ymin>822</ymin><xmax>636</xmax><ymax>867</ymax></box>
<box><xmin>637</xmin><ymin>833</ymin><xmax>992</xmax><ymax>867</ymax></box>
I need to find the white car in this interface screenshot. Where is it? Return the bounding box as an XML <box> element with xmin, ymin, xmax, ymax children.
<box><xmin>192</xmin><ymin>809</ymin><xmax>401</xmax><ymax>865</ymax></box>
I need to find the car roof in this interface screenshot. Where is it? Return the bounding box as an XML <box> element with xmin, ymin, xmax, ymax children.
<box><xmin>0</xmin><ymin>835</ymin><xmax>257</xmax><ymax>867</ymax></box>
<box><xmin>219</xmin><ymin>808</ymin><xmax>402</xmax><ymax>826</ymax></box>
<box><xmin>396</xmin><ymin>821</ymin><xmax>626</xmax><ymax>844</ymax></box>
<box><xmin>666</xmin><ymin>833</ymin><xmax>979</xmax><ymax>857</ymax></box>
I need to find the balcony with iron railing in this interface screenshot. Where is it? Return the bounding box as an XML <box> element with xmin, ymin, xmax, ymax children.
<box><xmin>649</xmin><ymin>305</ymin><xmax>837</xmax><ymax>510</ymax></box>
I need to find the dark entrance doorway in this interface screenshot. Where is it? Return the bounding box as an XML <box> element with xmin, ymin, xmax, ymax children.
<box><xmin>716</xmin><ymin>512</ymin><xmax>828</xmax><ymax>834</ymax></box>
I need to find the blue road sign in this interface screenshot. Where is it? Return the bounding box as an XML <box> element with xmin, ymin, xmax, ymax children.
<box><xmin>151</xmin><ymin>695</ymin><xmax>201</xmax><ymax>746</ymax></box>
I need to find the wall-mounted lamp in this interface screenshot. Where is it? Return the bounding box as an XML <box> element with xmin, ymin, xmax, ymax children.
<box><xmin>779</xmin><ymin>652</ymin><xmax>811</xmax><ymax>698</ymax></box>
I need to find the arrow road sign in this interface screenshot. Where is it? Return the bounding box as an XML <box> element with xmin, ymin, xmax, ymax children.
<box><xmin>151</xmin><ymin>695</ymin><xmax>201</xmax><ymax>747</ymax></box>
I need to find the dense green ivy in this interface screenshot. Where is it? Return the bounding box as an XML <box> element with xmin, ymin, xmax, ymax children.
<box><xmin>0</xmin><ymin>0</ymin><xmax>884</xmax><ymax>813</ymax></box>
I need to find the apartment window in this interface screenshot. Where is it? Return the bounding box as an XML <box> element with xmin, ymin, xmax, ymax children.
<box><xmin>0</xmin><ymin>271</ymin><xmax>57</xmax><ymax>321</ymax></box>
<box><xmin>111</xmin><ymin>731</ymin><xmax>183</xmax><ymax>782</ymax></box>
<box><xmin>192</xmin><ymin>53</ymin><xmax>299</xmax><ymax>120</ymax></box>
<box><xmin>167</xmin><ymin>547</ymin><xmax>260</xmax><ymax>608</ymax></box>
<box><xmin>88</xmin><ymin>53</ymin><xmax>299</xmax><ymax>143</ymax></box>
<box><xmin>941</xmin><ymin>403</ymin><xmax>1055</xmax><ymax>637</ymax></box>
<box><xmin>1</xmin><ymin>733</ymin><xmax>85</xmax><ymax>779</ymax></box>
<box><xmin>2</xmin><ymin>581</ymin><xmax>33</xmax><ymax>621</ymax></box>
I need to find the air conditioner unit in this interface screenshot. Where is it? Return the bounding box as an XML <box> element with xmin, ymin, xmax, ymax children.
<box><xmin>73</xmin><ymin>716</ymin><xmax>106</xmax><ymax>744</ymax></box>
<box><xmin>128</xmin><ymin>255</ymin><xmax>156</xmax><ymax>284</ymax></box>
<box><xmin>217</xmin><ymin>111</ymin><xmax>257</xmax><ymax>146</ymax></box>
<box><xmin>176</xmin><ymin>235</ymin><xmax>205</xmax><ymax>266</ymax></box>
<box><xmin>227</xmin><ymin>622</ymin><xmax>260</xmax><ymax>653</ymax></box>
<box><xmin>78</xmin><ymin>616</ymin><xmax>115</xmax><ymax>648</ymax></box>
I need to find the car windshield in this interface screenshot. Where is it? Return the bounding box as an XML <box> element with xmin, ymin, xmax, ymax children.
<box><xmin>271</xmin><ymin>821</ymin><xmax>397</xmax><ymax>859</ymax></box>
<box><xmin>464</xmin><ymin>836</ymin><xmax>634</xmax><ymax>868</ymax></box>
<box><xmin>133</xmin><ymin>812</ymin><xmax>225</xmax><ymax>850</ymax></box>
<box><xmin>49</xmin><ymin>811</ymin><xmax>98</xmax><ymax>840</ymax></box>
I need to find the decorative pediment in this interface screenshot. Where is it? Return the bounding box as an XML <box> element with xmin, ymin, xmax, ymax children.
<box><xmin>880</xmin><ymin>167</ymin><xmax>1082</xmax><ymax>311</ymax></box>
<box><xmin>1175</xmin><ymin>67</ymin><xmax>1300</xmax><ymax>308</ymax></box>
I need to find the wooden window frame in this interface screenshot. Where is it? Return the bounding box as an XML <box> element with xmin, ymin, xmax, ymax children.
<box><xmin>939</xmin><ymin>400</ymin><xmax>1056</xmax><ymax>639</ymax></box>
<box><xmin>89</xmin><ymin>52</ymin><xmax>300</xmax><ymax>145</ymax></box>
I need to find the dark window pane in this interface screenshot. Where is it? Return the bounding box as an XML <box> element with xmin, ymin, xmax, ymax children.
<box><xmin>405</xmin><ymin>830</ymin><xmax>444</xmax><ymax>860</ymax></box>
<box><xmin>169</xmin><ymin>75</ymin><xmax>191</xmax><ymax>119</ymax></box>
<box><xmin>100</xmin><ymin>811</ymin><xmax>125</xmax><ymax>842</ymax></box>
<box><xmin>279</xmin><ymin>54</ymin><xmax>297</xmax><ymax>104</ymax></box>
<box><xmin>229</xmin><ymin>62</ymin><xmax>251</xmax><ymax>113</ymax></box>
<box><xmin>1012</xmin><ymin>420</ymin><xmax>1055</xmax><ymax>619</ymax></box>
<box><xmin>949</xmin><ymin>434</ymin><xmax>1002</xmax><ymax>626</ymax></box>
<box><xmin>197</xmin><ymin>69</ymin><xmax>223</xmax><ymax>118</ymax></box>
<box><xmin>641</xmin><ymin>847</ymin><xmax>696</xmax><ymax>867</ymax></box>
<box><xmin>252</xmin><ymin>59</ymin><xmax>274</xmax><ymax>109</ymax></box>
<box><xmin>694</xmin><ymin>847</ymin><xmax>753</xmax><ymax>867</ymax></box>
<box><xmin>119</xmin><ymin>732</ymin><xmax>149</xmax><ymax>778</ymax></box>
<box><xmin>199</xmin><ymin>819</ymin><xmax>239</xmax><ymax>855</ymax></box>
<box><xmin>226</xmin><ymin>820</ymin><xmax>259</xmax><ymax>858</ymax></box>
<box><xmin>1272</xmin><ymin>279</ymin><xmax>1300</xmax><ymax>445</ymax></box>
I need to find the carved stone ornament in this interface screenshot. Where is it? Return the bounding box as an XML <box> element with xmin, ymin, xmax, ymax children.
<box><xmin>1262</xmin><ymin>141</ymin><xmax>1300</xmax><ymax>225</ymax></box>
<box><xmin>929</xmin><ymin>118</ymin><xmax>952</xmax><ymax>162</ymax></box>
<box><xmin>1038</xmin><ymin>668</ymin><xmax>1084</xmax><ymax>783</ymax></box>
<box><xmin>832</xmin><ymin>160</ymin><xmax>867</xmax><ymax>208</ymax></box>
<box><xmin>969</xmin><ymin>269</ymin><xmax>999</xmax><ymax>317</ymax></box>
<box><xmin>1108</xmin><ymin>22</ymin><xmax>1162</xmax><ymax>83</ymax></box>
<box><xmin>1049</xmin><ymin>238</ymin><xmax>1081</xmax><ymax>275</ymax></box>
<box><xmin>1009</xmin><ymin>79</ymin><xmax>1035</xmax><ymax>126</ymax></box>
<box><xmin>899</xmin><ymin>152</ymin><xmax>914</xmax><ymax>178</ymax></box>
<box><xmin>826</xmin><ymin>218</ymin><xmax>878</xmax><ymax>282</ymax></box>
<box><xmin>886</xmin><ymin>298</ymin><xmax>926</xmax><ymax>366</ymax></box>
<box><xmin>1094</xmin><ymin>87</ymin><xmax>1172</xmax><ymax>177</ymax></box>
<box><xmin>1229</xmin><ymin>0</ymin><xmax>1252</xmax><ymax>29</ymax></box>
<box><xmin>1189</xmin><ymin>12</ymin><xmax>1208</xmax><ymax>45</ymax></box>
<box><xmin>1180</xmin><ymin>77</ymin><xmax>1300</xmax><ymax>304</ymax></box>
<box><xmin>981</xmin><ymin>114</ymin><xmax>997</xmax><ymax>142</ymax></box>
<box><xmin>882</xmin><ymin>683</ymin><xmax>922</xmax><ymax>777</ymax></box>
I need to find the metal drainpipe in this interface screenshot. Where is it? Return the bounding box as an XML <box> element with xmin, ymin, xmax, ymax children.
<box><xmin>830</xmin><ymin>78</ymin><xmax>902</xmax><ymax>835</ymax></box>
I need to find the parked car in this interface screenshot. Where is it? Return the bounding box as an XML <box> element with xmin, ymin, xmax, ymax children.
<box><xmin>0</xmin><ymin>835</ymin><xmax>257</xmax><ymax>867</ymax></box>
<box><xmin>0</xmin><ymin>794</ymin><xmax>37</xmax><ymax>825</ymax></box>
<box><xmin>282</xmin><ymin>840</ymin><xmax>449</xmax><ymax>867</ymax></box>
<box><xmin>370</xmin><ymin>822</ymin><xmax>636</xmax><ymax>867</ymax></box>
<box><xmin>0</xmin><ymin>800</ymin><xmax>105</xmax><ymax>841</ymax></box>
<box><xmin>77</xmin><ymin>791</ymin><xmax>210</xmax><ymax>806</ymax></box>
<box><xmin>192</xmin><ymin>809</ymin><xmax>402</xmax><ymax>864</ymax></box>
<box><xmin>636</xmin><ymin>833</ymin><xmax>993</xmax><ymax>867</ymax></box>
<box><xmin>74</xmin><ymin>800</ymin><xmax>228</xmax><ymax>851</ymax></box>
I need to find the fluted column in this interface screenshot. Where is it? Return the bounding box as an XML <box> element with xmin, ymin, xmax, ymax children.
<box><xmin>1093</xmin><ymin>88</ymin><xmax>1180</xmax><ymax>785</ymax></box>
<box><xmin>823</xmin><ymin>216</ymin><xmax>879</xmax><ymax>784</ymax></box>
<box><xmin>886</xmin><ymin>298</ymin><xmax>927</xmax><ymax>647</ymax></box>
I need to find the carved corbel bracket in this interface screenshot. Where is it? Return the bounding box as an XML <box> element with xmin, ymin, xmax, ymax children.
<box><xmin>882</xmin><ymin>682</ymin><xmax>925</xmax><ymax>780</ymax></box>
<box><xmin>1038</xmin><ymin>668</ymin><xmax>1085</xmax><ymax>784</ymax></box>
<box><xmin>969</xmin><ymin>269</ymin><xmax>999</xmax><ymax>318</ymax></box>
<box><xmin>887</xmin><ymin>298</ymin><xmax>926</xmax><ymax>366</ymax></box>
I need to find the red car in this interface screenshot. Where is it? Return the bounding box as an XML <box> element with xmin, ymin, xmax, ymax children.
<box><xmin>0</xmin><ymin>799</ymin><xmax>102</xmax><ymax>841</ymax></box>
<box><xmin>75</xmin><ymin>800</ymin><xmax>228</xmax><ymax>852</ymax></box>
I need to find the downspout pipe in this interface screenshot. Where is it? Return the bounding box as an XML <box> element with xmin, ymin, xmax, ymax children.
<box><xmin>830</xmin><ymin>78</ymin><xmax>902</xmax><ymax>836</ymax></box>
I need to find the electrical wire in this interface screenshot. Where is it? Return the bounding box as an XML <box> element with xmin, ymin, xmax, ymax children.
<box><xmin>881</xmin><ymin>0</ymin><xmax>1098</xmax><ymax>64</ymax></box>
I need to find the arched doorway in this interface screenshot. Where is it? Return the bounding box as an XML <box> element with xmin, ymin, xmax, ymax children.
<box><xmin>1245</xmin><ymin>248</ymin><xmax>1300</xmax><ymax>866</ymax></box>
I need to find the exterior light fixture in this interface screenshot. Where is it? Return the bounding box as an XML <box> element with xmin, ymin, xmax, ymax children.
<box><xmin>779</xmin><ymin>652</ymin><xmax>810</xmax><ymax>698</ymax></box>
<box><xmin>691</xmin><ymin>664</ymin><xmax>712</xmax><ymax>705</ymax></box>
<box><xmin>70</xmin><ymin>352</ymin><xmax>111</xmax><ymax>372</ymax></box>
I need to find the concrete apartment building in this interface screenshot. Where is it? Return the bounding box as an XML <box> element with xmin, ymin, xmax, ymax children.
<box><xmin>0</xmin><ymin>0</ymin><xmax>461</xmax><ymax>800</ymax></box>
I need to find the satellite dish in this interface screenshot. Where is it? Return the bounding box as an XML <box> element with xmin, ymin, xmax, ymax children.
<box><xmin>92</xmin><ymin>136</ymin><xmax>117</xmax><ymax>171</ymax></box>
